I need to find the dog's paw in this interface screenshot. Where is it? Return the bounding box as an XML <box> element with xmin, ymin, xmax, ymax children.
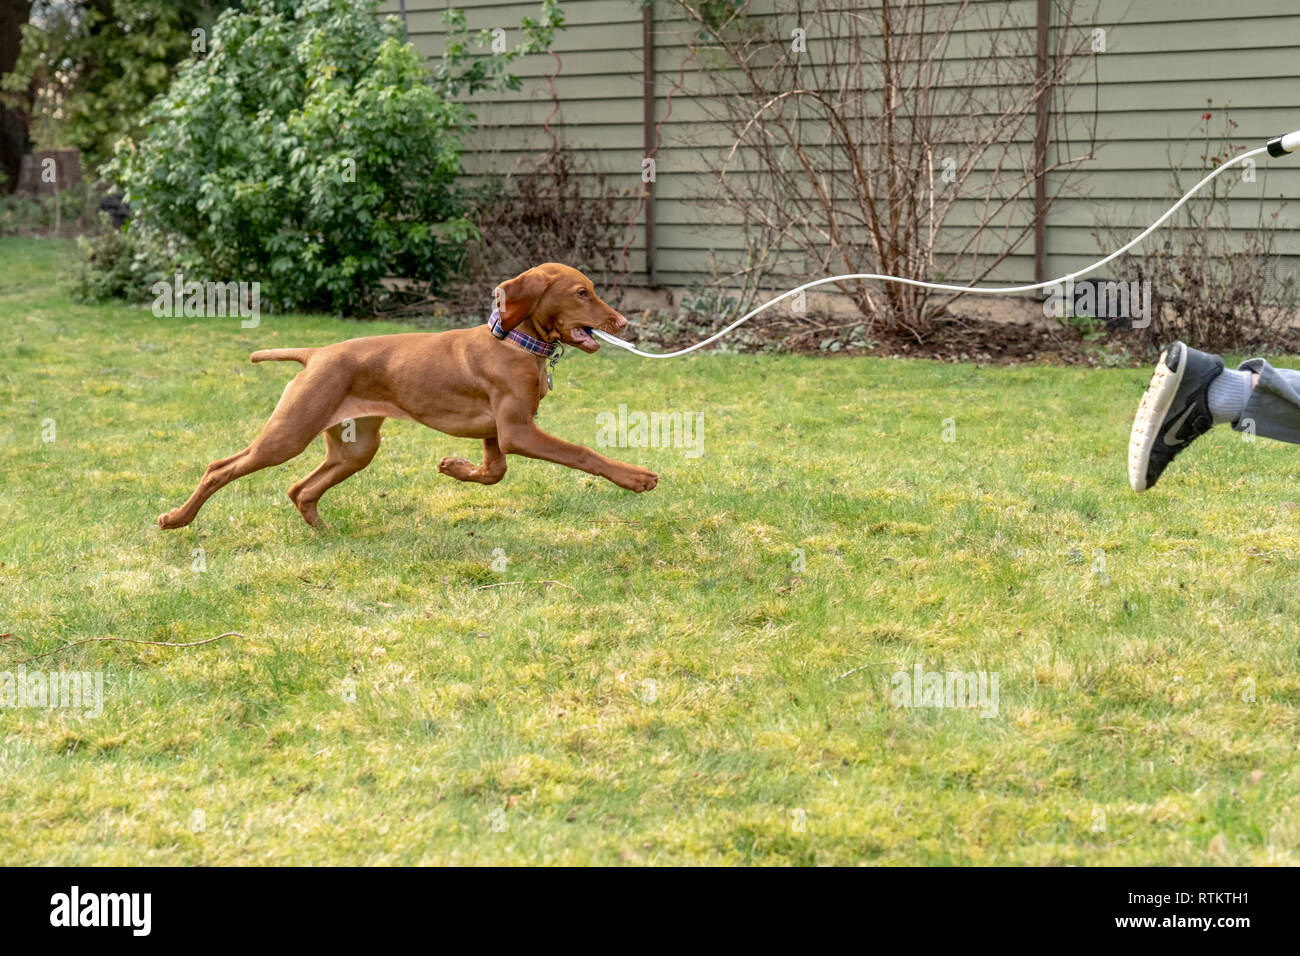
<box><xmin>157</xmin><ymin>510</ymin><xmax>187</xmax><ymax>530</ymax></box>
<box><xmin>615</xmin><ymin>466</ymin><xmax>659</xmax><ymax>493</ymax></box>
<box><xmin>437</xmin><ymin>456</ymin><xmax>474</xmax><ymax>480</ymax></box>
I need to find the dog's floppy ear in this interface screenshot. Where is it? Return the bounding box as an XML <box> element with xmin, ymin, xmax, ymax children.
<box><xmin>493</xmin><ymin>267</ymin><xmax>552</xmax><ymax>334</ymax></box>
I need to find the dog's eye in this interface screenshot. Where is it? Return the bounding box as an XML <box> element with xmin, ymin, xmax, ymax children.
<box><xmin>576</xmin><ymin>288</ymin><xmax>588</xmax><ymax>298</ymax></box>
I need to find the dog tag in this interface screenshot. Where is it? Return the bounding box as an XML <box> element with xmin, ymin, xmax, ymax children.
<box><xmin>546</xmin><ymin>347</ymin><xmax>563</xmax><ymax>393</ymax></box>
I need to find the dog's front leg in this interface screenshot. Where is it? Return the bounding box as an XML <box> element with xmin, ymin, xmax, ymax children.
<box><xmin>497</xmin><ymin>419</ymin><xmax>658</xmax><ymax>492</ymax></box>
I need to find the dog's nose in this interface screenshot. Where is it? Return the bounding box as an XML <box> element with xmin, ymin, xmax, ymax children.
<box><xmin>610</xmin><ymin>312</ymin><xmax>628</xmax><ymax>332</ymax></box>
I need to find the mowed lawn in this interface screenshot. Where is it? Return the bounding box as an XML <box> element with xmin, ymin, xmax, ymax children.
<box><xmin>2</xmin><ymin>236</ymin><xmax>1298</xmax><ymax>865</ymax></box>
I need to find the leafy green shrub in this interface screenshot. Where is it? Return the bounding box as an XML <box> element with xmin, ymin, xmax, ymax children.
<box><xmin>66</xmin><ymin>225</ymin><xmax>170</xmax><ymax>303</ymax></box>
<box><xmin>105</xmin><ymin>0</ymin><xmax>560</xmax><ymax>315</ymax></box>
<box><xmin>0</xmin><ymin>194</ymin><xmax>53</xmax><ymax>235</ymax></box>
<box><xmin>0</xmin><ymin>180</ymin><xmax>103</xmax><ymax>237</ymax></box>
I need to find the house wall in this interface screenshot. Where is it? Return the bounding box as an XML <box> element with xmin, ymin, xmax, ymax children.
<box><xmin>379</xmin><ymin>0</ymin><xmax>1300</xmax><ymax>293</ymax></box>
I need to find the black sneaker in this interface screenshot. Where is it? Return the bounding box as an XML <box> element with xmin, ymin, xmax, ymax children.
<box><xmin>1128</xmin><ymin>341</ymin><xmax>1224</xmax><ymax>492</ymax></box>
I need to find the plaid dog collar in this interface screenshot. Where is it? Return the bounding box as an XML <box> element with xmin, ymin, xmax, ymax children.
<box><xmin>488</xmin><ymin>309</ymin><xmax>564</xmax><ymax>391</ymax></box>
<box><xmin>489</xmin><ymin>309</ymin><xmax>558</xmax><ymax>358</ymax></box>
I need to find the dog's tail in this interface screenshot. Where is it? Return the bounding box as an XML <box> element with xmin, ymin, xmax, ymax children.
<box><xmin>250</xmin><ymin>347</ymin><xmax>317</xmax><ymax>365</ymax></box>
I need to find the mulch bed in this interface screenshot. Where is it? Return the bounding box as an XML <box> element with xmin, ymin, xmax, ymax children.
<box><xmin>848</xmin><ymin>318</ymin><xmax>1128</xmax><ymax>365</ymax></box>
<box><xmin>648</xmin><ymin>313</ymin><xmax>1147</xmax><ymax>367</ymax></box>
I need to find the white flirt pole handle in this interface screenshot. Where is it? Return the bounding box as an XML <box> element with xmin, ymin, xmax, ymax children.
<box><xmin>1267</xmin><ymin>129</ymin><xmax>1300</xmax><ymax>156</ymax></box>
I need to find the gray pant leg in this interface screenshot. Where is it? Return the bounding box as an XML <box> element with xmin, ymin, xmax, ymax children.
<box><xmin>1233</xmin><ymin>358</ymin><xmax>1300</xmax><ymax>444</ymax></box>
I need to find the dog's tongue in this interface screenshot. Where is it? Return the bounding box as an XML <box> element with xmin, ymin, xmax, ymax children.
<box><xmin>572</xmin><ymin>327</ymin><xmax>597</xmax><ymax>349</ymax></box>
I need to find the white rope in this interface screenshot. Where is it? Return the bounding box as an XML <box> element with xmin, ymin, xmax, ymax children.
<box><xmin>594</xmin><ymin>146</ymin><xmax>1268</xmax><ymax>358</ymax></box>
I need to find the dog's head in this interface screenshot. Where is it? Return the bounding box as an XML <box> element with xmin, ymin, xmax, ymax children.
<box><xmin>493</xmin><ymin>263</ymin><xmax>627</xmax><ymax>353</ymax></box>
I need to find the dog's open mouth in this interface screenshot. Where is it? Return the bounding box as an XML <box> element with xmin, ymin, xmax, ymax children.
<box><xmin>568</xmin><ymin>326</ymin><xmax>600</xmax><ymax>353</ymax></box>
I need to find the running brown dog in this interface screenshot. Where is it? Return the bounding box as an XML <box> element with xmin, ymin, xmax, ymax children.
<box><xmin>158</xmin><ymin>263</ymin><xmax>659</xmax><ymax>530</ymax></box>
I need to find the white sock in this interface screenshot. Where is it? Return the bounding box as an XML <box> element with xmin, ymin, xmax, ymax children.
<box><xmin>1207</xmin><ymin>367</ymin><xmax>1253</xmax><ymax>425</ymax></box>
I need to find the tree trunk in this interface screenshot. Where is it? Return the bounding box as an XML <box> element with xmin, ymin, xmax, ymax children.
<box><xmin>0</xmin><ymin>0</ymin><xmax>34</xmax><ymax>194</ymax></box>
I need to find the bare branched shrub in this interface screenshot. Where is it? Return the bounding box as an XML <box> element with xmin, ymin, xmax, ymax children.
<box><xmin>669</xmin><ymin>0</ymin><xmax>1099</xmax><ymax>337</ymax></box>
<box><xmin>453</xmin><ymin>147</ymin><xmax>630</xmax><ymax>310</ymax></box>
<box><xmin>1100</xmin><ymin>106</ymin><xmax>1297</xmax><ymax>355</ymax></box>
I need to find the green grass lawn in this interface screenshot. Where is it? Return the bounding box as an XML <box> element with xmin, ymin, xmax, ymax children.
<box><xmin>2</xmin><ymin>236</ymin><xmax>1298</xmax><ymax>865</ymax></box>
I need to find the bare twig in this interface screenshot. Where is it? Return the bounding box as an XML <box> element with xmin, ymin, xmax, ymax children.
<box><xmin>831</xmin><ymin>664</ymin><xmax>867</xmax><ymax>683</ymax></box>
<box><xmin>297</xmin><ymin>571</ymin><xmax>336</xmax><ymax>590</ymax></box>
<box><xmin>472</xmin><ymin>580</ymin><xmax>586</xmax><ymax>602</ymax></box>
<box><xmin>6</xmin><ymin>632</ymin><xmax>244</xmax><ymax>666</ymax></box>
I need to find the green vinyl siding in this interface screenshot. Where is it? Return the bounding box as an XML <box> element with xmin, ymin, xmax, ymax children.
<box><xmin>380</xmin><ymin>0</ymin><xmax>1300</xmax><ymax>291</ymax></box>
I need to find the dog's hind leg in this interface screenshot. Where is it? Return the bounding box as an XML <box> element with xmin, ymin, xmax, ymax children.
<box><xmin>287</xmin><ymin>416</ymin><xmax>384</xmax><ymax>528</ymax></box>
<box><xmin>437</xmin><ymin>437</ymin><xmax>507</xmax><ymax>485</ymax></box>
<box><xmin>158</xmin><ymin>367</ymin><xmax>348</xmax><ymax>530</ymax></box>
